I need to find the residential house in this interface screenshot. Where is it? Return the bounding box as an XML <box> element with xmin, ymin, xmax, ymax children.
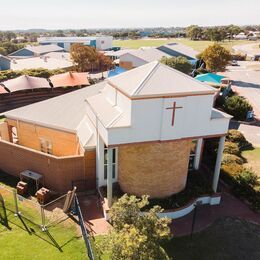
<box><xmin>119</xmin><ymin>43</ymin><xmax>199</xmax><ymax>70</ymax></box>
<box><xmin>9</xmin><ymin>45</ymin><xmax>65</xmax><ymax>59</ymax></box>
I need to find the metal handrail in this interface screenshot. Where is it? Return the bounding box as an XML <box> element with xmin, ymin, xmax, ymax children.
<box><xmin>74</xmin><ymin>194</ymin><xmax>95</xmax><ymax>260</ymax></box>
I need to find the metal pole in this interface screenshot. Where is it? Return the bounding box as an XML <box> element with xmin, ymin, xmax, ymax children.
<box><xmin>41</xmin><ymin>206</ymin><xmax>46</xmax><ymax>232</ymax></box>
<box><xmin>13</xmin><ymin>189</ymin><xmax>19</xmax><ymax>216</ymax></box>
<box><xmin>190</xmin><ymin>201</ymin><xmax>202</xmax><ymax>243</ymax></box>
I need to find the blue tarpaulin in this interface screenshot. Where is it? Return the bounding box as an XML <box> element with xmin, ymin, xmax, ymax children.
<box><xmin>195</xmin><ymin>73</ymin><xmax>225</xmax><ymax>84</ymax></box>
<box><xmin>108</xmin><ymin>66</ymin><xmax>127</xmax><ymax>78</ymax></box>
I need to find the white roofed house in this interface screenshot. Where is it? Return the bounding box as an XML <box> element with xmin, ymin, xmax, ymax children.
<box><xmin>119</xmin><ymin>43</ymin><xmax>199</xmax><ymax>70</ymax></box>
<box><xmin>119</xmin><ymin>48</ymin><xmax>171</xmax><ymax>69</ymax></box>
<box><xmin>0</xmin><ymin>61</ymin><xmax>231</xmax><ymax>214</ymax></box>
<box><xmin>8</xmin><ymin>45</ymin><xmax>65</xmax><ymax>59</ymax></box>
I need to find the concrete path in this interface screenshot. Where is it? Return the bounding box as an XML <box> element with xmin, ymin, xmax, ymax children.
<box><xmin>79</xmin><ymin>195</ymin><xmax>111</xmax><ymax>235</ymax></box>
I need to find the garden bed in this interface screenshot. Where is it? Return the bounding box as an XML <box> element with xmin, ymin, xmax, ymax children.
<box><xmin>99</xmin><ymin>169</ymin><xmax>220</xmax><ymax>219</ymax></box>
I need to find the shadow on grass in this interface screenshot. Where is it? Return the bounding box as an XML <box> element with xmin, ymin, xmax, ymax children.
<box><xmin>2</xmin><ymin>212</ymin><xmax>80</xmax><ymax>253</ymax></box>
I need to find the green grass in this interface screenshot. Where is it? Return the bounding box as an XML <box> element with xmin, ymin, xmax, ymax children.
<box><xmin>242</xmin><ymin>148</ymin><xmax>260</xmax><ymax>176</ymax></box>
<box><xmin>163</xmin><ymin>217</ymin><xmax>260</xmax><ymax>260</ymax></box>
<box><xmin>113</xmin><ymin>38</ymin><xmax>252</xmax><ymax>52</ymax></box>
<box><xmin>0</xmin><ymin>214</ymin><xmax>87</xmax><ymax>260</ymax></box>
<box><xmin>0</xmin><ymin>173</ymin><xmax>87</xmax><ymax>260</ymax></box>
<box><xmin>95</xmin><ymin>217</ymin><xmax>260</xmax><ymax>260</ymax></box>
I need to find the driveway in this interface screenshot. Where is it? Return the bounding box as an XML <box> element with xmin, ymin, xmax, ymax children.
<box><xmin>229</xmin><ymin>120</ymin><xmax>260</xmax><ymax>147</ymax></box>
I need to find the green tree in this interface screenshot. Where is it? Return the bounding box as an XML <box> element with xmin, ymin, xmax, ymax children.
<box><xmin>161</xmin><ymin>56</ymin><xmax>192</xmax><ymax>74</ymax></box>
<box><xmin>186</xmin><ymin>25</ymin><xmax>203</xmax><ymax>40</ymax></box>
<box><xmin>97</xmin><ymin>195</ymin><xmax>171</xmax><ymax>260</ymax></box>
<box><xmin>200</xmin><ymin>43</ymin><xmax>231</xmax><ymax>72</ymax></box>
<box><xmin>224</xmin><ymin>96</ymin><xmax>253</xmax><ymax>121</ymax></box>
<box><xmin>70</xmin><ymin>44</ymin><xmax>98</xmax><ymax>72</ymax></box>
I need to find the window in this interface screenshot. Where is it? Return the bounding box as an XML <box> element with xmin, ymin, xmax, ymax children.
<box><xmin>40</xmin><ymin>138</ymin><xmax>53</xmax><ymax>154</ymax></box>
<box><xmin>104</xmin><ymin>148</ymin><xmax>117</xmax><ymax>180</ymax></box>
<box><xmin>189</xmin><ymin>140</ymin><xmax>197</xmax><ymax>170</ymax></box>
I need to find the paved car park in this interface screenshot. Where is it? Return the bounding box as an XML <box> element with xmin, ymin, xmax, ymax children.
<box><xmin>221</xmin><ymin>61</ymin><xmax>260</xmax><ymax>120</ymax></box>
<box><xmin>220</xmin><ymin>61</ymin><xmax>260</xmax><ymax>147</ymax></box>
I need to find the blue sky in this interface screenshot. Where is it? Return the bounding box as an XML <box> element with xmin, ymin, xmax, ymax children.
<box><xmin>1</xmin><ymin>0</ymin><xmax>260</xmax><ymax>30</ymax></box>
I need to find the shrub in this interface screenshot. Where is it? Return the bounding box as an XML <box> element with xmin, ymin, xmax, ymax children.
<box><xmin>226</xmin><ymin>129</ymin><xmax>252</xmax><ymax>150</ymax></box>
<box><xmin>223</xmin><ymin>142</ymin><xmax>240</xmax><ymax>156</ymax></box>
<box><xmin>221</xmin><ymin>162</ymin><xmax>243</xmax><ymax>177</ymax></box>
<box><xmin>236</xmin><ymin>168</ymin><xmax>258</xmax><ymax>186</ymax></box>
<box><xmin>224</xmin><ymin>96</ymin><xmax>253</xmax><ymax>121</ymax></box>
<box><xmin>160</xmin><ymin>56</ymin><xmax>192</xmax><ymax>74</ymax></box>
<box><xmin>231</xmin><ymin>53</ymin><xmax>246</xmax><ymax>61</ymax></box>
<box><xmin>222</xmin><ymin>154</ymin><xmax>243</xmax><ymax>165</ymax></box>
<box><xmin>0</xmin><ymin>68</ymin><xmax>66</xmax><ymax>82</ymax></box>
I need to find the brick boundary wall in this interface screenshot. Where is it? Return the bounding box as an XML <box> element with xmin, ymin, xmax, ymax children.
<box><xmin>0</xmin><ymin>140</ymin><xmax>88</xmax><ymax>193</ymax></box>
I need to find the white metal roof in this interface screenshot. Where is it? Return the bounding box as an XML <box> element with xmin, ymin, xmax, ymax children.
<box><xmin>10</xmin><ymin>56</ymin><xmax>73</xmax><ymax>70</ymax></box>
<box><xmin>121</xmin><ymin>48</ymin><xmax>171</xmax><ymax>63</ymax></box>
<box><xmin>4</xmin><ymin>82</ymin><xmax>105</xmax><ymax>133</ymax></box>
<box><xmin>108</xmin><ymin>61</ymin><xmax>216</xmax><ymax>99</ymax></box>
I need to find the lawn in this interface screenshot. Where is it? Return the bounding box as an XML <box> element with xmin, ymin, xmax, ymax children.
<box><xmin>163</xmin><ymin>217</ymin><xmax>260</xmax><ymax>260</ymax></box>
<box><xmin>242</xmin><ymin>147</ymin><xmax>260</xmax><ymax>177</ymax></box>
<box><xmin>0</xmin><ymin>172</ymin><xmax>87</xmax><ymax>260</ymax></box>
<box><xmin>95</xmin><ymin>217</ymin><xmax>260</xmax><ymax>260</ymax></box>
<box><xmin>113</xmin><ymin>38</ymin><xmax>251</xmax><ymax>52</ymax></box>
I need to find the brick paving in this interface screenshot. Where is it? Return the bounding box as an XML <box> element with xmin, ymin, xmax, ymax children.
<box><xmin>78</xmin><ymin>194</ymin><xmax>111</xmax><ymax>236</ymax></box>
<box><xmin>79</xmin><ymin>187</ymin><xmax>259</xmax><ymax>237</ymax></box>
<box><xmin>171</xmin><ymin>187</ymin><xmax>260</xmax><ymax>237</ymax></box>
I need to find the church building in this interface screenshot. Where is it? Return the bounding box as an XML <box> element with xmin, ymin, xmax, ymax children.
<box><xmin>0</xmin><ymin>61</ymin><xmax>231</xmax><ymax>207</ymax></box>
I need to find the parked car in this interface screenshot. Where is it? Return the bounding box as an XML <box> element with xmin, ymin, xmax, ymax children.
<box><xmin>231</xmin><ymin>60</ymin><xmax>239</xmax><ymax>66</ymax></box>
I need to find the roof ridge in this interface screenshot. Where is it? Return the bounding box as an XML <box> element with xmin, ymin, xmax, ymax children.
<box><xmin>131</xmin><ymin>61</ymin><xmax>159</xmax><ymax>96</ymax></box>
<box><xmin>158</xmin><ymin>62</ymin><xmax>216</xmax><ymax>92</ymax></box>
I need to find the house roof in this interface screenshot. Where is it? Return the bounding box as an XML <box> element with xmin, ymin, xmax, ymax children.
<box><xmin>43</xmin><ymin>52</ymin><xmax>71</xmax><ymax>61</ymax></box>
<box><xmin>157</xmin><ymin>43</ymin><xmax>199</xmax><ymax>60</ymax></box>
<box><xmin>9</xmin><ymin>45</ymin><xmax>64</xmax><ymax>57</ymax></box>
<box><xmin>108</xmin><ymin>61</ymin><xmax>216</xmax><ymax>99</ymax></box>
<box><xmin>4</xmin><ymin>81</ymin><xmax>105</xmax><ymax>133</ymax></box>
<box><xmin>49</xmin><ymin>72</ymin><xmax>90</xmax><ymax>87</ymax></box>
<box><xmin>10</xmin><ymin>56</ymin><xmax>73</xmax><ymax>70</ymax></box>
<box><xmin>0</xmin><ymin>55</ymin><xmax>11</xmax><ymax>61</ymax></box>
<box><xmin>123</xmin><ymin>48</ymin><xmax>171</xmax><ymax>63</ymax></box>
<box><xmin>1</xmin><ymin>75</ymin><xmax>50</xmax><ymax>93</ymax></box>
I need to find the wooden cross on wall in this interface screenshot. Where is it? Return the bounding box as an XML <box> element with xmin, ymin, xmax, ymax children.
<box><xmin>166</xmin><ymin>101</ymin><xmax>183</xmax><ymax>127</ymax></box>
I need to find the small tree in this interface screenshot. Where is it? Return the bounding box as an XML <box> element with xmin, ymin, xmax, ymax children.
<box><xmin>70</xmin><ymin>43</ymin><xmax>98</xmax><ymax>72</ymax></box>
<box><xmin>97</xmin><ymin>195</ymin><xmax>171</xmax><ymax>259</ymax></box>
<box><xmin>224</xmin><ymin>96</ymin><xmax>253</xmax><ymax>121</ymax></box>
<box><xmin>161</xmin><ymin>56</ymin><xmax>192</xmax><ymax>74</ymax></box>
<box><xmin>200</xmin><ymin>43</ymin><xmax>231</xmax><ymax>72</ymax></box>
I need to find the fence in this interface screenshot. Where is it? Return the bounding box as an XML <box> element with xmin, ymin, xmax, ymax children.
<box><xmin>0</xmin><ymin>185</ymin><xmax>74</xmax><ymax>230</ymax></box>
<box><xmin>74</xmin><ymin>194</ymin><xmax>95</xmax><ymax>260</ymax></box>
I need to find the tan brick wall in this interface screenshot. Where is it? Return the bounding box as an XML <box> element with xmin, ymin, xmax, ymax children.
<box><xmin>119</xmin><ymin>61</ymin><xmax>133</xmax><ymax>70</ymax></box>
<box><xmin>0</xmin><ymin>140</ymin><xmax>97</xmax><ymax>193</ymax></box>
<box><xmin>118</xmin><ymin>140</ymin><xmax>191</xmax><ymax>198</ymax></box>
<box><xmin>84</xmin><ymin>150</ymin><xmax>97</xmax><ymax>189</ymax></box>
<box><xmin>6</xmin><ymin>119</ymin><xmax>80</xmax><ymax>157</ymax></box>
<box><xmin>0</xmin><ymin>122</ymin><xmax>10</xmax><ymax>141</ymax></box>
